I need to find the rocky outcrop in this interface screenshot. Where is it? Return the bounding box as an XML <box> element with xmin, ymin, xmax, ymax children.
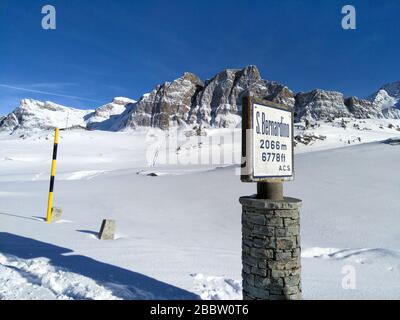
<box><xmin>122</xmin><ymin>72</ymin><xmax>204</xmax><ymax>130</ymax></box>
<box><xmin>293</xmin><ymin>82</ymin><xmax>400</xmax><ymax>122</ymax></box>
<box><xmin>382</xmin><ymin>107</ymin><xmax>400</xmax><ymax>119</ymax></box>
<box><xmin>294</xmin><ymin>89</ymin><xmax>350</xmax><ymax>121</ymax></box>
<box><xmin>191</xmin><ymin>66</ymin><xmax>294</xmax><ymax>128</ymax></box>
<box><xmin>344</xmin><ymin>97</ymin><xmax>383</xmax><ymax>119</ymax></box>
<box><xmin>0</xmin><ymin>113</ymin><xmax>18</xmax><ymax>131</ymax></box>
<box><xmin>119</xmin><ymin>65</ymin><xmax>294</xmax><ymax>130</ymax></box>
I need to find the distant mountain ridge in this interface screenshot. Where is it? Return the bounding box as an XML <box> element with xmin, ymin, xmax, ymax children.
<box><xmin>0</xmin><ymin>97</ymin><xmax>136</xmax><ymax>133</ymax></box>
<box><xmin>0</xmin><ymin>66</ymin><xmax>399</xmax><ymax>133</ymax></box>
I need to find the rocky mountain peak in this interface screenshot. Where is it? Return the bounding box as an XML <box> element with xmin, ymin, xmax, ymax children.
<box><xmin>381</xmin><ymin>81</ymin><xmax>400</xmax><ymax>97</ymax></box>
<box><xmin>367</xmin><ymin>82</ymin><xmax>400</xmax><ymax>111</ymax></box>
<box><xmin>344</xmin><ymin>96</ymin><xmax>382</xmax><ymax>119</ymax></box>
<box><xmin>118</xmin><ymin>65</ymin><xmax>292</xmax><ymax>130</ymax></box>
<box><xmin>1</xmin><ymin>66</ymin><xmax>399</xmax><ymax>133</ymax></box>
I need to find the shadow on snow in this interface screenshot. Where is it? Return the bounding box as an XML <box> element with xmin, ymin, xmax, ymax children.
<box><xmin>0</xmin><ymin>232</ymin><xmax>199</xmax><ymax>300</ymax></box>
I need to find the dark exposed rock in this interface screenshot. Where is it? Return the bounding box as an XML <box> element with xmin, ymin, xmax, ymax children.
<box><xmin>382</xmin><ymin>107</ymin><xmax>400</xmax><ymax>119</ymax></box>
<box><xmin>294</xmin><ymin>134</ymin><xmax>326</xmax><ymax>146</ymax></box>
<box><xmin>124</xmin><ymin>72</ymin><xmax>204</xmax><ymax>130</ymax></box>
<box><xmin>0</xmin><ymin>112</ymin><xmax>18</xmax><ymax>131</ymax></box>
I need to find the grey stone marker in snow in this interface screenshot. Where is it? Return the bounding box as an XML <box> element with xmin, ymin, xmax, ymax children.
<box><xmin>51</xmin><ymin>207</ymin><xmax>62</xmax><ymax>222</ymax></box>
<box><xmin>240</xmin><ymin>196</ymin><xmax>302</xmax><ymax>300</ymax></box>
<box><xmin>99</xmin><ymin>219</ymin><xmax>116</xmax><ymax>240</ymax></box>
<box><xmin>240</xmin><ymin>95</ymin><xmax>302</xmax><ymax>300</ymax></box>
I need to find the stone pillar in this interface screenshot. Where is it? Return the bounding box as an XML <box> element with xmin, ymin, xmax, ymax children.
<box><xmin>99</xmin><ymin>219</ymin><xmax>116</xmax><ymax>240</ymax></box>
<box><xmin>240</xmin><ymin>196</ymin><xmax>302</xmax><ymax>300</ymax></box>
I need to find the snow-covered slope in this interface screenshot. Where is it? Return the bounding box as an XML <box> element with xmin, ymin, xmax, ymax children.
<box><xmin>1</xmin><ymin>123</ymin><xmax>400</xmax><ymax>299</ymax></box>
<box><xmin>0</xmin><ymin>99</ymin><xmax>93</xmax><ymax>133</ymax></box>
<box><xmin>369</xmin><ymin>89</ymin><xmax>398</xmax><ymax>110</ymax></box>
<box><xmin>0</xmin><ymin>97</ymin><xmax>136</xmax><ymax>134</ymax></box>
<box><xmin>86</xmin><ymin>97</ymin><xmax>136</xmax><ymax>130</ymax></box>
<box><xmin>368</xmin><ymin>82</ymin><xmax>400</xmax><ymax>110</ymax></box>
<box><xmin>380</xmin><ymin>82</ymin><xmax>400</xmax><ymax>106</ymax></box>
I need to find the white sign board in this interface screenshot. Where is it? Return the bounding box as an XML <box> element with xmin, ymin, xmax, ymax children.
<box><xmin>241</xmin><ymin>97</ymin><xmax>294</xmax><ymax>182</ymax></box>
<box><xmin>252</xmin><ymin>103</ymin><xmax>293</xmax><ymax>179</ymax></box>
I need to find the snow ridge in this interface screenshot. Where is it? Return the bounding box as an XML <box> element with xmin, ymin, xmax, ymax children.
<box><xmin>0</xmin><ymin>67</ymin><xmax>399</xmax><ymax>133</ymax></box>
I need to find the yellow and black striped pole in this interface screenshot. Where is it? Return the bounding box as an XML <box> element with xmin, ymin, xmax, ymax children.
<box><xmin>46</xmin><ymin>127</ymin><xmax>59</xmax><ymax>223</ymax></box>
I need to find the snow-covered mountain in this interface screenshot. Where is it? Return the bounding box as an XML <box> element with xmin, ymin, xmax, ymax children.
<box><xmin>0</xmin><ymin>97</ymin><xmax>135</xmax><ymax>133</ymax></box>
<box><xmin>0</xmin><ymin>66</ymin><xmax>399</xmax><ymax>133</ymax></box>
<box><xmin>366</xmin><ymin>82</ymin><xmax>400</xmax><ymax>119</ymax></box>
<box><xmin>118</xmin><ymin>66</ymin><xmax>294</xmax><ymax>130</ymax></box>
<box><xmin>0</xmin><ymin>99</ymin><xmax>93</xmax><ymax>133</ymax></box>
<box><xmin>86</xmin><ymin>97</ymin><xmax>136</xmax><ymax>130</ymax></box>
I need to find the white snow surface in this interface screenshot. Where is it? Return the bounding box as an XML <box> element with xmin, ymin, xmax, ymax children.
<box><xmin>1</xmin><ymin>119</ymin><xmax>400</xmax><ymax>300</ymax></box>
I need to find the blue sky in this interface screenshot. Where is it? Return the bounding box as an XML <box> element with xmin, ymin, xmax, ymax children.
<box><xmin>0</xmin><ymin>0</ymin><xmax>399</xmax><ymax>114</ymax></box>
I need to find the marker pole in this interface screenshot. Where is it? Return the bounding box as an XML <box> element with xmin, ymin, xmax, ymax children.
<box><xmin>46</xmin><ymin>128</ymin><xmax>59</xmax><ymax>223</ymax></box>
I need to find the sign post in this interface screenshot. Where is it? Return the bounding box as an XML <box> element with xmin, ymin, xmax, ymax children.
<box><xmin>46</xmin><ymin>127</ymin><xmax>59</xmax><ymax>223</ymax></box>
<box><xmin>241</xmin><ymin>95</ymin><xmax>294</xmax><ymax>196</ymax></box>
<box><xmin>240</xmin><ymin>94</ymin><xmax>302</xmax><ymax>300</ymax></box>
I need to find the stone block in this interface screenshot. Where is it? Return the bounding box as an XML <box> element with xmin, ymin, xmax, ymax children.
<box><xmin>242</xmin><ymin>253</ymin><xmax>258</xmax><ymax>267</ymax></box>
<box><xmin>275</xmin><ymin>209</ymin><xmax>299</xmax><ymax>219</ymax></box>
<box><xmin>239</xmin><ymin>196</ymin><xmax>302</xmax><ymax>210</ymax></box>
<box><xmin>251</xmin><ymin>266</ymin><xmax>267</xmax><ymax>276</ymax></box>
<box><xmin>245</xmin><ymin>214</ymin><xmax>266</xmax><ymax>226</ymax></box>
<box><xmin>250</xmin><ymin>248</ymin><xmax>274</xmax><ymax>259</ymax></box>
<box><xmin>276</xmin><ymin>226</ymin><xmax>300</xmax><ymax>237</ymax></box>
<box><xmin>275</xmin><ymin>251</ymin><xmax>293</xmax><ymax>261</ymax></box>
<box><xmin>243</xmin><ymin>273</ymin><xmax>255</xmax><ymax>286</ymax></box>
<box><xmin>284</xmin><ymin>218</ymin><xmax>298</xmax><ymax>227</ymax></box>
<box><xmin>267</xmin><ymin>217</ymin><xmax>284</xmax><ymax>227</ymax></box>
<box><xmin>99</xmin><ymin>219</ymin><xmax>116</xmax><ymax>240</ymax></box>
<box><xmin>276</xmin><ymin>237</ymin><xmax>297</xmax><ymax>250</ymax></box>
<box><xmin>253</xmin><ymin>225</ymin><xmax>275</xmax><ymax>237</ymax></box>
<box><xmin>51</xmin><ymin>207</ymin><xmax>62</xmax><ymax>222</ymax></box>
<box><xmin>253</xmin><ymin>236</ymin><xmax>276</xmax><ymax>249</ymax></box>
<box><xmin>284</xmin><ymin>275</ymin><xmax>301</xmax><ymax>287</ymax></box>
